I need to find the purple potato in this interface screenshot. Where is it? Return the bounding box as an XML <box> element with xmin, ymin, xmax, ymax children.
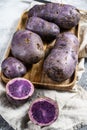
<box><xmin>54</xmin><ymin>32</ymin><xmax>79</xmax><ymax>50</ymax></box>
<box><xmin>28</xmin><ymin>97</ymin><xmax>59</xmax><ymax>126</ymax></box>
<box><xmin>6</xmin><ymin>78</ymin><xmax>34</xmax><ymax>105</ymax></box>
<box><xmin>26</xmin><ymin>16</ymin><xmax>60</xmax><ymax>41</ymax></box>
<box><xmin>1</xmin><ymin>57</ymin><xmax>27</xmax><ymax>78</ymax></box>
<box><xmin>28</xmin><ymin>3</ymin><xmax>80</xmax><ymax>29</ymax></box>
<box><xmin>11</xmin><ymin>30</ymin><xmax>45</xmax><ymax>64</ymax></box>
<box><xmin>54</xmin><ymin>32</ymin><xmax>79</xmax><ymax>60</ymax></box>
<box><xmin>43</xmin><ymin>32</ymin><xmax>79</xmax><ymax>82</ymax></box>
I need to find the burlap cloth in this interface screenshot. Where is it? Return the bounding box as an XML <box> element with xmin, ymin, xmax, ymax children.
<box><xmin>0</xmin><ymin>1</ymin><xmax>87</xmax><ymax>130</ymax></box>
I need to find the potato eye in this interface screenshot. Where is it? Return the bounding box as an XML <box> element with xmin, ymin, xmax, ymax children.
<box><xmin>25</xmin><ymin>38</ymin><xmax>30</xmax><ymax>43</ymax></box>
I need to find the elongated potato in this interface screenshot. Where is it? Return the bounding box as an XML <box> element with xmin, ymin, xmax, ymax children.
<box><xmin>43</xmin><ymin>32</ymin><xmax>79</xmax><ymax>82</ymax></box>
<box><xmin>26</xmin><ymin>16</ymin><xmax>60</xmax><ymax>41</ymax></box>
<box><xmin>28</xmin><ymin>3</ymin><xmax>80</xmax><ymax>29</ymax></box>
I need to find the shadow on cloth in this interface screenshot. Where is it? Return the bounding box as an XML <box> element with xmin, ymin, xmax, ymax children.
<box><xmin>0</xmin><ymin>92</ymin><xmax>22</xmax><ymax>109</ymax></box>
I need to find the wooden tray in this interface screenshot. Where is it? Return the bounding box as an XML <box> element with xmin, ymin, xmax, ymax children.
<box><xmin>1</xmin><ymin>11</ymin><xmax>79</xmax><ymax>91</ymax></box>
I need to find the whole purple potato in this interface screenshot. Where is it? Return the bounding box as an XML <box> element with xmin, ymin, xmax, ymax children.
<box><xmin>28</xmin><ymin>3</ymin><xmax>80</xmax><ymax>29</ymax></box>
<box><xmin>1</xmin><ymin>57</ymin><xmax>27</xmax><ymax>78</ymax></box>
<box><xmin>54</xmin><ymin>32</ymin><xmax>79</xmax><ymax>59</ymax></box>
<box><xmin>43</xmin><ymin>32</ymin><xmax>79</xmax><ymax>82</ymax></box>
<box><xmin>11</xmin><ymin>30</ymin><xmax>44</xmax><ymax>64</ymax></box>
<box><xmin>26</xmin><ymin>16</ymin><xmax>60</xmax><ymax>41</ymax></box>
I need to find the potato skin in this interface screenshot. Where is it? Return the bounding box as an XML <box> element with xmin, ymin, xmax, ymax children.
<box><xmin>54</xmin><ymin>32</ymin><xmax>79</xmax><ymax>59</ymax></box>
<box><xmin>1</xmin><ymin>57</ymin><xmax>27</xmax><ymax>78</ymax></box>
<box><xmin>26</xmin><ymin>16</ymin><xmax>60</xmax><ymax>41</ymax></box>
<box><xmin>28</xmin><ymin>3</ymin><xmax>80</xmax><ymax>29</ymax></box>
<box><xmin>43</xmin><ymin>32</ymin><xmax>79</xmax><ymax>82</ymax></box>
<box><xmin>11</xmin><ymin>30</ymin><xmax>44</xmax><ymax>64</ymax></box>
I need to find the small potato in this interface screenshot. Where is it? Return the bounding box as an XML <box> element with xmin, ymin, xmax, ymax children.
<box><xmin>1</xmin><ymin>57</ymin><xmax>27</xmax><ymax>78</ymax></box>
<box><xmin>28</xmin><ymin>3</ymin><xmax>80</xmax><ymax>29</ymax></box>
<box><xmin>26</xmin><ymin>16</ymin><xmax>60</xmax><ymax>41</ymax></box>
<box><xmin>43</xmin><ymin>32</ymin><xmax>79</xmax><ymax>82</ymax></box>
<box><xmin>11</xmin><ymin>30</ymin><xmax>45</xmax><ymax>64</ymax></box>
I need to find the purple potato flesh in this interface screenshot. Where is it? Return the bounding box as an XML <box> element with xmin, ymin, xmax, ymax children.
<box><xmin>11</xmin><ymin>30</ymin><xmax>44</xmax><ymax>64</ymax></box>
<box><xmin>43</xmin><ymin>32</ymin><xmax>79</xmax><ymax>82</ymax></box>
<box><xmin>6</xmin><ymin>78</ymin><xmax>34</xmax><ymax>105</ymax></box>
<box><xmin>8</xmin><ymin>80</ymin><xmax>31</xmax><ymax>98</ymax></box>
<box><xmin>26</xmin><ymin>16</ymin><xmax>60</xmax><ymax>41</ymax></box>
<box><xmin>1</xmin><ymin>57</ymin><xmax>27</xmax><ymax>78</ymax></box>
<box><xmin>28</xmin><ymin>97</ymin><xmax>59</xmax><ymax>126</ymax></box>
<box><xmin>28</xmin><ymin>3</ymin><xmax>80</xmax><ymax>29</ymax></box>
<box><xmin>31</xmin><ymin>101</ymin><xmax>55</xmax><ymax>123</ymax></box>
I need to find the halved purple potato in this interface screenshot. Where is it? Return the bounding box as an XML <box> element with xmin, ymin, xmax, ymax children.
<box><xmin>1</xmin><ymin>57</ymin><xmax>27</xmax><ymax>79</ymax></box>
<box><xmin>11</xmin><ymin>30</ymin><xmax>45</xmax><ymax>64</ymax></box>
<box><xmin>6</xmin><ymin>78</ymin><xmax>34</xmax><ymax>105</ymax></box>
<box><xmin>28</xmin><ymin>97</ymin><xmax>59</xmax><ymax>126</ymax></box>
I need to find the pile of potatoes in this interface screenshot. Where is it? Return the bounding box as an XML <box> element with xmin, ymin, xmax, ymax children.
<box><xmin>1</xmin><ymin>3</ymin><xmax>80</xmax><ymax>82</ymax></box>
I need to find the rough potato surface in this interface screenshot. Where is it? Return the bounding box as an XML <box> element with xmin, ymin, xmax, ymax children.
<box><xmin>26</xmin><ymin>16</ymin><xmax>60</xmax><ymax>41</ymax></box>
<box><xmin>1</xmin><ymin>57</ymin><xmax>27</xmax><ymax>78</ymax></box>
<box><xmin>28</xmin><ymin>3</ymin><xmax>80</xmax><ymax>29</ymax></box>
<box><xmin>11</xmin><ymin>30</ymin><xmax>44</xmax><ymax>64</ymax></box>
<box><xmin>43</xmin><ymin>32</ymin><xmax>79</xmax><ymax>82</ymax></box>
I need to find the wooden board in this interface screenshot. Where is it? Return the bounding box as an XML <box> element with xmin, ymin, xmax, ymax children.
<box><xmin>1</xmin><ymin>11</ymin><xmax>79</xmax><ymax>91</ymax></box>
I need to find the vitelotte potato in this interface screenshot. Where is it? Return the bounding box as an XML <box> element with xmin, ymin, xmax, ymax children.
<box><xmin>11</xmin><ymin>30</ymin><xmax>44</xmax><ymax>64</ymax></box>
<box><xmin>28</xmin><ymin>3</ymin><xmax>80</xmax><ymax>29</ymax></box>
<box><xmin>1</xmin><ymin>57</ymin><xmax>27</xmax><ymax>78</ymax></box>
<box><xmin>26</xmin><ymin>16</ymin><xmax>60</xmax><ymax>41</ymax></box>
<box><xmin>54</xmin><ymin>32</ymin><xmax>79</xmax><ymax>57</ymax></box>
<box><xmin>43</xmin><ymin>32</ymin><xmax>79</xmax><ymax>82</ymax></box>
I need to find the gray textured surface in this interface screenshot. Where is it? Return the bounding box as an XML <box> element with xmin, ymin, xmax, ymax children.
<box><xmin>78</xmin><ymin>58</ymin><xmax>87</xmax><ymax>91</ymax></box>
<box><xmin>80</xmin><ymin>126</ymin><xmax>87</xmax><ymax>130</ymax></box>
<box><xmin>78</xmin><ymin>59</ymin><xmax>87</xmax><ymax>130</ymax></box>
<box><xmin>0</xmin><ymin>115</ymin><xmax>14</xmax><ymax>130</ymax></box>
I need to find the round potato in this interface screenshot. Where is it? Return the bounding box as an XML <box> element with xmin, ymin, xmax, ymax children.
<box><xmin>1</xmin><ymin>57</ymin><xmax>27</xmax><ymax>78</ymax></box>
<box><xmin>11</xmin><ymin>30</ymin><xmax>45</xmax><ymax>64</ymax></box>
